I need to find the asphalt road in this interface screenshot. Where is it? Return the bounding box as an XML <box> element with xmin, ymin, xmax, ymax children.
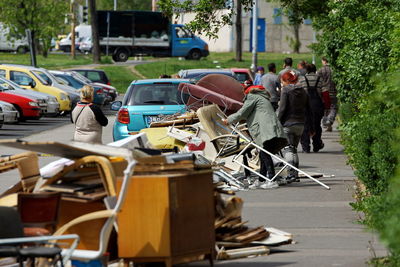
<box><xmin>0</xmin><ymin>104</ymin><xmax>117</xmax><ymax>140</ymax></box>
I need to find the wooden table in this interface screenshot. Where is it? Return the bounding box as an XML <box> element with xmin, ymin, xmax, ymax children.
<box><xmin>117</xmin><ymin>170</ymin><xmax>215</xmax><ymax>267</ymax></box>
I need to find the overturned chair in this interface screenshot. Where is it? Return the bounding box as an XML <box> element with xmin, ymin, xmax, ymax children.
<box><xmin>196</xmin><ymin>104</ymin><xmax>330</xmax><ymax>190</ymax></box>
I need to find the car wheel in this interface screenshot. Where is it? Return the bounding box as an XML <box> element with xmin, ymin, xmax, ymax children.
<box><xmin>16</xmin><ymin>46</ymin><xmax>28</xmax><ymax>54</ymax></box>
<box><xmin>113</xmin><ymin>49</ymin><xmax>129</xmax><ymax>62</ymax></box>
<box><xmin>13</xmin><ymin>105</ymin><xmax>25</xmax><ymax>122</ymax></box>
<box><xmin>187</xmin><ymin>49</ymin><xmax>201</xmax><ymax>60</ymax></box>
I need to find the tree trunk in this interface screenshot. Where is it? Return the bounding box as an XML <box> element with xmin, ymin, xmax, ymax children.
<box><xmin>235</xmin><ymin>0</ymin><xmax>242</xmax><ymax>62</ymax></box>
<box><xmin>293</xmin><ymin>23</ymin><xmax>301</xmax><ymax>53</ymax></box>
<box><xmin>89</xmin><ymin>0</ymin><xmax>101</xmax><ymax>63</ymax></box>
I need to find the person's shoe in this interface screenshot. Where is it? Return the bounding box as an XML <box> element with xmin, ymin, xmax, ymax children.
<box><xmin>287</xmin><ymin>176</ymin><xmax>300</xmax><ymax>183</ymax></box>
<box><xmin>259</xmin><ymin>181</ymin><xmax>279</xmax><ymax>189</ymax></box>
<box><xmin>248</xmin><ymin>180</ymin><xmax>261</xmax><ymax>190</ymax></box>
<box><xmin>275</xmin><ymin>176</ymin><xmax>287</xmax><ymax>185</ymax></box>
<box><xmin>313</xmin><ymin>142</ymin><xmax>325</xmax><ymax>152</ymax></box>
<box><xmin>325</xmin><ymin>125</ymin><xmax>332</xmax><ymax>132</ymax></box>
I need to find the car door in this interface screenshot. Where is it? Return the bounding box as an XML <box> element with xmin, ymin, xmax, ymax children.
<box><xmin>9</xmin><ymin>71</ymin><xmax>39</xmax><ymax>91</ymax></box>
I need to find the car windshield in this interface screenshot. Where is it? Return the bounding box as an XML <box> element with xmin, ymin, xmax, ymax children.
<box><xmin>184</xmin><ymin>72</ymin><xmax>235</xmax><ymax>82</ymax></box>
<box><xmin>54</xmin><ymin>74</ymin><xmax>84</xmax><ymax>89</ymax></box>
<box><xmin>234</xmin><ymin>73</ymin><xmax>250</xmax><ymax>83</ymax></box>
<box><xmin>126</xmin><ymin>83</ymin><xmax>189</xmax><ymax>106</ymax></box>
<box><xmin>0</xmin><ymin>77</ymin><xmax>17</xmax><ymax>91</ymax></box>
<box><xmin>31</xmin><ymin>71</ymin><xmax>51</xmax><ymax>85</ymax></box>
<box><xmin>72</xmin><ymin>72</ymin><xmax>93</xmax><ymax>84</ymax></box>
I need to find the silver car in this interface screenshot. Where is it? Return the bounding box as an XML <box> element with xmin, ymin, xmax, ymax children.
<box><xmin>0</xmin><ymin>100</ymin><xmax>19</xmax><ymax>124</ymax></box>
<box><xmin>0</xmin><ymin>106</ymin><xmax>4</xmax><ymax>128</ymax></box>
<box><xmin>28</xmin><ymin>67</ymin><xmax>80</xmax><ymax>111</ymax></box>
<box><xmin>0</xmin><ymin>77</ymin><xmax>59</xmax><ymax>116</ymax></box>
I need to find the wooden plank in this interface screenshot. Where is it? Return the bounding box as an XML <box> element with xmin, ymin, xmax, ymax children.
<box><xmin>0</xmin><ymin>139</ymin><xmax>135</xmax><ymax>159</ymax></box>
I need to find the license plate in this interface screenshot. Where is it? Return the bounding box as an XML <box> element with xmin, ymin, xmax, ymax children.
<box><xmin>145</xmin><ymin>115</ymin><xmax>164</xmax><ymax>126</ymax></box>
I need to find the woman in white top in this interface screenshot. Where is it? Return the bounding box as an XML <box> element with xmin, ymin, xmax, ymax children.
<box><xmin>71</xmin><ymin>85</ymin><xmax>108</xmax><ymax>143</ymax></box>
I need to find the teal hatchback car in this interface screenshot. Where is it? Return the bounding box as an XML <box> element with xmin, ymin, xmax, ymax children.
<box><xmin>111</xmin><ymin>78</ymin><xmax>190</xmax><ymax>141</ymax></box>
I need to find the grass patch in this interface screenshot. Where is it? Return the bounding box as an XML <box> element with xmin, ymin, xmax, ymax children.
<box><xmin>96</xmin><ymin>65</ymin><xmax>142</xmax><ymax>94</ymax></box>
<box><xmin>0</xmin><ymin>52</ymin><xmax>111</xmax><ymax>69</ymax></box>
<box><xmin>135</xmin><ymin>52</ymin><xmax>320</xmax><ymax>78</ymax></box>
<box><xmin>0</xmin><ymin>51</ymin><xmax>320</xmax><ymax>93</ymax></box>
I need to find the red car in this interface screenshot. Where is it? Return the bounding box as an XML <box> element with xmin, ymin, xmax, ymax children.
<box><xmin>0</xmin><ymin>84</ymin><xmax>41</xmax><ymax>121</ymax></box>
<box><xmin>231</xmin><ymin>68</ymin><xmax>254</xmax><ymax>86</ymax></box>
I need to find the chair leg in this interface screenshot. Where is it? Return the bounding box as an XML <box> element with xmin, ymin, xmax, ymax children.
<box><xmin>57</xmin><ymin>253</ymin><xmax>65</xmax><ymax>267</ymax></box>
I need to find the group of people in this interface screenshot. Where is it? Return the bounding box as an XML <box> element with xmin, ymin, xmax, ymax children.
<box><xmin>225</xmin><ymin>57</ymin><xmax>337</xmax><ymax>189</ymax></box>
<box><xmin>69</xmin><ymin>57</ymin><xmax>337</xmax><ymax>190</ymax></box>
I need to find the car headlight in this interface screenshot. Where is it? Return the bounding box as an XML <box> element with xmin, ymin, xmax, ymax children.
<box><xmin>47</xmin><ymin>96</ymin><xmax>58</xmax><ymax>103</ymax></box>
<box><xmin>28</xmin><ymin>101</ymin><xmax>39</xmax><ymax>107</ymax></box>
<box><xmin>60</xmin><ymin>93</ymin><xmax>68</xmax><ymax>100</ymax></box>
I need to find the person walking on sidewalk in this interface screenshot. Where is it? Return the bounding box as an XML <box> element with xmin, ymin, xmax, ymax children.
<box><xmin>278</xmin><ymin>57</ymin><xmax>300</xmax><ymax>82</ymax></box>
<box><xmin>318</xmin><ymin>57</ymin><xmax>337</xmax><ymax>132</ymax></box>
<box><xmin>71</xmin><ymin>85</ymin><xmax>108</xmax><ymax>143</ymax></box>
<box><xmin>278</xmin><ymin>71</ymin><xmax>313</xmax><ymax>183</ymax></box>
<box><xmin>261</xmin><ymin>63</ymin><xmax>281</xmax><ymax>111</ymax></box>
<box><xmin>223</xmin><ymin>84</ymin><xmax>287</xmax><ymax>189</ymax></box>
<box><xmin>299</xmin><ymin>63</ymin><xmax>326</xmax><ymax>153</ymax></box>
<box><xmin>253</xmin><ymin>66</ymin><xmax>265</xmax><ymax>85</ymax></box>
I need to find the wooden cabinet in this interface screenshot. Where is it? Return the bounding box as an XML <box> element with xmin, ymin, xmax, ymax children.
<box><xmin>117</xmin><ymin>170</ymin><xmax>215</xmax><ymax>267</ymax></box>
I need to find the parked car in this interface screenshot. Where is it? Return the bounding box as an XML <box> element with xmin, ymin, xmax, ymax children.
<box><xmin>178</xmin><ymin>68</ymin><xmax>237</xmax><ymax>82</ymax></box>
<box><xmin>28</xmin><ymin>67</ymin><xmax>80</xmax><ymax>110</ymax></box>
<box><xmin>231</xmin><ymin>68</ymin><xmax>254</xmax><ymax>85</ymax></box>
<box><xmin>0</xmin><ymin>100</ymin><xmax>19</xmax><ymax>124</ymax></box>
<box><xmin>0</xmin><ymin>77</ymin><xmax>59</xmax><ymax>116</ymax></box>
<box><xmin>79</xmin><ymin>36</ymin><xmax>92</xmax><ymax>53</ymax></box>
<box><xmin>72</xmin><ymin>71</ymin><xmax>117</xmax><ymax>102</ymax></box>
<box><xmin>50</xmin><ymin>70</ymin><xmax>106</xmax><ymax>105</ymax></box>
<box><xmin>70</xmin><ymin>69</ymin><xmax>111</xmax><ymax>85</ymax></box>
<box><xmin>0</xmin><ymin>83</ymin><xmax>40</xmax><ymax>121</ymax></box>
<box><xmin>0</xmin><ymin>65</ymin><xmax>71</xmax><ymax>113</ymax></box>
<box><xmin>0</xmin><ymin>106</ymin><xmax>3</xmax><ymax>128</ymax></box>
<box><xmin>110</xmin><ymin>78</ymin><xmax>190</xmax><ymax>141</ymax></box>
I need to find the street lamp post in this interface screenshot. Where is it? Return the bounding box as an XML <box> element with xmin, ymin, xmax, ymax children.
<box><xmin>250</xmin><ymin>0</ymin><xmax>258</xmax><ymax>73</ymax></box>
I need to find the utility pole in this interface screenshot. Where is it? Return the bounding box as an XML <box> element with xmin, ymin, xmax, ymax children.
<box><xmin>235</xmin><ymin>0</ymin><xmax>242</xmax><ymax>62</ymax></box>
<box><xmin>25</xmin><ymin>29</ymin><xmax>37</xmax><ymax>67</ymax></box>
<box><xmin>250</xmin><ymin>0</ymin><xmax>258</xmax><ymax>72</ymax></box>
<box><xmin>152</xmin><ymin>0</ymin><xmax>157</xmax><ymax>11</ymax></box>
<box><xmin>71</xmin><ymin>0</ymin><xmax>76</xmax><ymax>59</ymax></box>
<box><xmin>114</xmin><ymin>0</ymin><xmax>117</xmax><ymax>10</ymax></box>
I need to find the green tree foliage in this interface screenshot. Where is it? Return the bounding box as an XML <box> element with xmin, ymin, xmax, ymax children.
<box><xmin>97</xmin><ymin>0</ymin><xmax>151</xmax><ymax>11</ymax></box>
<box><xmin>0</xmin><ymin>0</ymin><xmax>69</xmax><ymax>57</ymax></box>
<box><xmin>158</xmin><ymin>0</ymin><xmax>253</xmax><ymax>39</ymax></box>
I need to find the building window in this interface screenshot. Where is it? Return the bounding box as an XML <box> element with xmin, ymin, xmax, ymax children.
<box><xmin>304</xmin><ymin>18</ymin><xmax>312</xmax><ymax>25</ymax></box>
<box><xmin>273</xmin><ymin>8</ymin><xmax>282</xmax><ymax>24</ymax></box>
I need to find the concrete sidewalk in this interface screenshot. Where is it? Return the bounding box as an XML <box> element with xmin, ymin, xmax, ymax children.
<box><xmin>0</xmin><ymin>118</ymin><xmax>387</xmax><ymax>266</ymax></box>
<box><xmin>188</xmin><ymin>124</ymin><xmax>387</xmax><ymax>267</ymax></box>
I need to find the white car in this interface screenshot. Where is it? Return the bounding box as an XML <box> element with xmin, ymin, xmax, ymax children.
<box><xmin>0</xmin><ymin>100</ymin><xmax>19</xmax><ymax>124</ymax></box>
<box><xmin>79</xmin><ymin>36</ymin><xmax>92</xmax><ymax>53</ymax></box>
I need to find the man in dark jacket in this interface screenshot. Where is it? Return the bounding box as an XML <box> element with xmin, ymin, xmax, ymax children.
<box><xmin>278</xmin><ymin>71</ymin><xmax>313</xmax><ymax>183</ymax></box>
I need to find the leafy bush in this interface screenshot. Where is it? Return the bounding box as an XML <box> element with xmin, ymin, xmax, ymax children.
<box><xmin>313</xmin><ymin>0</ymin><xmax>400</xmax><ymax>264</ymax></box>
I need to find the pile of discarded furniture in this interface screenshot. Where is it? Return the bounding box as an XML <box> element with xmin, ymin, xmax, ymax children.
<box><xmin>0</xmin><ymin>74</ymin><xmax>330</xmax><ymax>266</ymax></box>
